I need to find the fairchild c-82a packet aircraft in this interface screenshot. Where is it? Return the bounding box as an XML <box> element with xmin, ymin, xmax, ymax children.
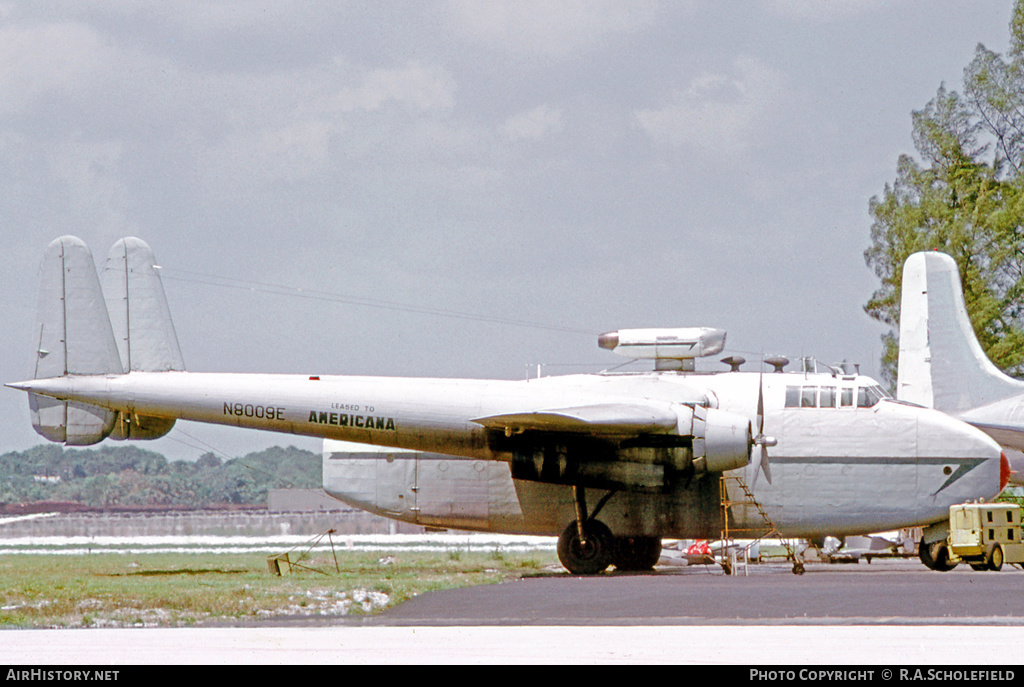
<box><xmin>6</xmin><ymin>237</ymin><xmax>1010</xmax><ymax>574</ymax></box>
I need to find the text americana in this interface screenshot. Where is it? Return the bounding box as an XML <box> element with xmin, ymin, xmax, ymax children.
<box><xmin>308</xmin><ymin>410</ymin><xmax>396</xmax><ymax>431</ymax></box>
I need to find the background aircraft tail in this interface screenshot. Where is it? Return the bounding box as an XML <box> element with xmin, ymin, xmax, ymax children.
<box><xmin>28</xmin><ymin>236</ymin><xmax>182</xmax><ymax>445</ymax></box>
<box><xmin>897</xmin><ymin>251</ymin><xmax>1024</xmax><ymax>412</ymax></box>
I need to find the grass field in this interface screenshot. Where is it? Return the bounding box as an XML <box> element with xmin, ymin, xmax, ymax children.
<box><xmin>0</xmin><ymin>549</ymin><xmax>560</xmax><ymax>628</ymax></box>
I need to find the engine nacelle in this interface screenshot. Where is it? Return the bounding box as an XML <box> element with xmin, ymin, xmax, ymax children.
<box><xmin>507</xmin><ymin>404</ymin><xmax>751</xmax><ymax>492</ymax></box>
<box><xmin>688</xmin><ymin>405</ymin><xmax>751</xmax><ymax>474</ymax></box>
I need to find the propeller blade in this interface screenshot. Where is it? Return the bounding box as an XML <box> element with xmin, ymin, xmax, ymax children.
<box><xmin>749</xmin><ymin>443</ymin><xmax>763</xmax><ymax>489</ymax></box>
<box><xmin>757</xmin><ymin>369</ymin><xmax>765</xmax><ymax>435</ymax></box>
<box><xmin>760</xmin><ymin>442</ymin><xmax>772</xmax><ymax>484</ymax></box>
<box><xmin>752</xmin><ymin>365</ymin><xmax>774</xmax><ymax>486</ymax></box>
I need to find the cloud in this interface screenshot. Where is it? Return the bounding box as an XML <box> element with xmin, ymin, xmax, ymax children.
<box><xmin>334</xmin><ymin>61</ymin><xmax>456</xmax><ymax>113</ymax></box>
<box><xmin>447</xmin><ymin>0</ymin><xmax>660</xmax><ymax>57</ymax></box>
<box><xmin>45</xmin><ymin>0</ymin><xmax>338</xmax><ymax>38</ymax></box>
<box><xmin>503</xmin><ymin>104</ymin><xmax>563</xmax><ymax>141</ymax></box>
<box><xmin>759</xmin><ymin>0</ymin><xmax>889</xmax><ymax>21</ymax></box>
<box><xmin>255</xmin><ymin>119</ymin><xmax>334</xmax><ymax>180</ymax></box>
<box><xmin>633</xmin><ymin>56</ymin><xmax>788</xmax><ymax>158</ymax></box>
<box><xmin>0</xmin><ymin>22</ymin><xmax>112</xmax><ymax>114</ymax></box>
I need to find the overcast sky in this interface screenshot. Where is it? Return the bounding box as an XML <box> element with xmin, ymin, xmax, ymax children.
<box><xmin>0</xmin><ymin>1</ymin><xmax>1017</xmax><ymax>462</ymax></box>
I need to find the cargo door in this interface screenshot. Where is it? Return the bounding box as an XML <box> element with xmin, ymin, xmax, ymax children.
<box><xmin>375</xmin><ymin>453</ymin><xmax>418</xmax><ymax>518</ymax></box>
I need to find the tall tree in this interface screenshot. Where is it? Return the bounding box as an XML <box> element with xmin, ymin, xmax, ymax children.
<box><xmin>865</xmin><ymin>2</ymin><xmax>1024</xmax><ymax>384</ymax></box>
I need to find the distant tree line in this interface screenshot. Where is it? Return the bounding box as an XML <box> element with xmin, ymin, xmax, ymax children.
<box><xmin>0</xmin><ymin>444</ymin><xmax>320</xmax><ymax>510</ymax></box>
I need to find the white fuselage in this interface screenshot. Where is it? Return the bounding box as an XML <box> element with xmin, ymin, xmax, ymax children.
<box><xmin>17</xmin><ymin>368</ymin><xmax>1004</xmax><ymax>539</ymax></box>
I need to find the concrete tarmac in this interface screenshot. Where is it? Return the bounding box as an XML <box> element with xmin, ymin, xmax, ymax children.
<box><xmin>4</xmin><ymin>559</ymin><xmax>1024</xmax><ymax>664</ymax></box>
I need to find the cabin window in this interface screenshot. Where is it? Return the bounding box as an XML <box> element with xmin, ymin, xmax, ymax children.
<box><xmin>801</xmin><ymin>387</ymin><xmax>817</xmax><ymax>408</ymax></box>
<box><xmin>785</xmin><ymin>386</ymin><xmax>800</xmax><ymax>408</ymax></box>
<box><xmin>819</xmin><ymin>387</ymin><xmax>836</xmax><ymax>408</ymax></box>
<box><xmin>840</xmin><ymin>388</ymin><xmax>853</xmax><ymax>407</ymax></box>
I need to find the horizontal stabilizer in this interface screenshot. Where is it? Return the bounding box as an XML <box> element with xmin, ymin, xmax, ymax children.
<box><xmin>471</xmin><ymin>403</ymin><xmax>679</xmax><ymax>434</ymax></box>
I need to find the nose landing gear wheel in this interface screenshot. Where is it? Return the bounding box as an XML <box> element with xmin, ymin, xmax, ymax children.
<box><xmin>557</xmin><ymin>520</ymin><xmax>613</xmax><ymax>575</ymax></box>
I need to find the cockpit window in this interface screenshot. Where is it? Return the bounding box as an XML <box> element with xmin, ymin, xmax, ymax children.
<box><xmin>785</xmin><ymin>384</ymin><xmax>887</xmax><ymax>409</ymax></box>
<box><xmin>857</xmin><ymin>385</ymin><xmax>888</xmax><ymax>408</ymax></box>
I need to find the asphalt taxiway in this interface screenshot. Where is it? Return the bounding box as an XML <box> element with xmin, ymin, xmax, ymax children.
<box><xmin>368</xmin><ymin>558</ymin><xmax>1024</xmax><ymax>626</ymax></box>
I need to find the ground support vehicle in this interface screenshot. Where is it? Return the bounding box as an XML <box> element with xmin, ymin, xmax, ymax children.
<box><xmin>944</xmin><ymin>503</ymin><xmax>1024</xmax><ymax>571</ymax></box>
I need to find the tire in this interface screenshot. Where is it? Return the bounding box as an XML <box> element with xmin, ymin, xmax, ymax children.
<box><xmin>987</xmin><ymin>542</ymin><xmax>1004</xmax><ymax>572</ymax></box>
<box><xmin>918</xmin><ymin>538</ymin><xmax>934</xmax><ymax>568</ymax></box>
<box><xmin>557</xmin><ymin>520</ymin><xmax>613</xmax><ymax>575</ymax></box>
<box><xmin>611</xmin><ymin>536</ymin><xmax>662</xmax><ymax>572</ymax></box>
<box><xmin>931</xmin><ymin>542</ymin><xmax>958</xmax><ymax>571</ymax></box>
<box><xmin>920</xmin><ymin>540</ymin><xmax>957</xmax><ymax>572</ymax></box>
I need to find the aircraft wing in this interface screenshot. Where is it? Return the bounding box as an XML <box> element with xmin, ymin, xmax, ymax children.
<box><xmin>471</xmin><ymin>403</ymin><xmax>680</xmax><ymax>435</ymax></box>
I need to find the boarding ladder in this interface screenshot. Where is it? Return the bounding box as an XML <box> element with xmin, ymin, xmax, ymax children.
<box><xmin>719</xmin><ymin>474</ymin><xmax>803</xmax><ymax>575</ymax></box>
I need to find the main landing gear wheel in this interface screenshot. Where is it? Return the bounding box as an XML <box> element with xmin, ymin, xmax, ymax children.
<box><xmin>611</xmin><ymin>536</ymin><xmax>662</xmax><ymax>572</ymax></box>
<box><xmin>557</xmin><ymin>520</ymin><xmax>614</xmax><ymax>575</ymax></box>
<box><xmin>918</xmin><ymin>539</ymin><xmax>958</xmax><ymax>572</ymax></box>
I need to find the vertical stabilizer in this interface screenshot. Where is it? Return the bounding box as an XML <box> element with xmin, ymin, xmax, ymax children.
<box><xmin>898</xmin><ymin>251</ymin><xmax>1024</xmax><ymax>412</ymax></box>
<box><xmin>29</xmin><ymin>236</ymin><xmax>122</xmax><ymax>445</ymax></box>
<box><xmin>101</xmin><ymin>237</ymin><xmax>185</xmax><ymax>372</ymax></box>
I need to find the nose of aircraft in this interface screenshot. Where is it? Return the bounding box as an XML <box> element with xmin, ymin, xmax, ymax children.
<box><xmin>914</xmin><ymin>404</ymin><xmax>1004</xmax><ymax>503</ymax></box>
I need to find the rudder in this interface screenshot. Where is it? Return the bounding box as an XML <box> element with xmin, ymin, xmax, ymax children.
<box><xmin>29</xmin><ymin>236</ymin><xmax>122</xmax><ymax>445</ymax></box>
<box><xmin>100</xmin><ymin>237</ymin><xmax>182</xmax><ymax>439</ymax></box>
<box><xmin>27</xmin><ymin>236</ymin><xmax>183</xmax><ymax>445</ymax></box>
<box><xmin>101</xmin><ymin>237</ymin><xmax>185</xmax><ymax>373</ymax></box>
<box><xmin>897</xmin><ymin>251</ymin><xmax>1024</xmax><ymax>412</ymax></box>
